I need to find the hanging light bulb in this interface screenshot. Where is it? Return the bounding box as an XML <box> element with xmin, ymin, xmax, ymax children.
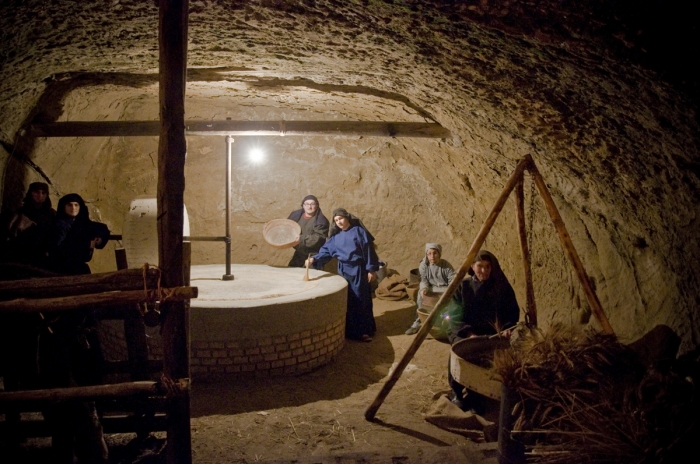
<box><xmin>249</xmin><ymin>148</ymin><xmax>264</xmax><ymax>164</ymax></box>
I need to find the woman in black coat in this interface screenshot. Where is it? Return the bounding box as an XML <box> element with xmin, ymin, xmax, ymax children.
<box><xmin>48</xmin><ymin>193</ymin><xmax>110</xmax><ymax>276</ymax></box>
<box><xmin>41</xmin><ymin>193</ymin><xmax>111</xmax><ymax>463</ymax></box>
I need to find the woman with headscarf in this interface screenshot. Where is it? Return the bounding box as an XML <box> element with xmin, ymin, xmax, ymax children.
<box><xmin>306</xmin><ymin>208</ymin><xmax>379</xmax><ymax>342</ymax></box>
<box><xmin>3</xmin><ymin>181</ymin><xmax>56</xmax><ymax>268</ymax></box>
<box><xmin>405</xmin><ymin>243</ymin><xmax>456</xmax><ymax>335</ymax></box>
<box><xmin>41</xmin><ymin>193</ymin><xmax>110</xmax><ymax>463</ymax></box>
<box><xmin>0</xmin><ymin>182</ymin><xmax>56</xmax><ymax>434</ymax></box>
<box><xmin>48</xmin><ymin>193</ymin><xmax>110</xmax><ymax>276</ymax></box>
<box><xmin>287</xmin><ymin>194</ymin><xmax>329</xmax><ymax>267</ymax></box>
<box><xmin>446</xmin><ymin>250</ymin><xmax>520</xmax><ymax>413</ymax></box>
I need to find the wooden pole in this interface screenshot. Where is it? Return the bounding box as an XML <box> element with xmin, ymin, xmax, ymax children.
<box><xmin>364</xmin><ymin>157</ymin><xmax>530</xmax><ymax>421</ymax></box>
<box><xmin>525</xmin><ymin>155</ymin><xmax>614</xmax><ymax>335</ymax></box>
<box><xmin>515</xmin><ymin>176</ymin><xmax>537</xmax><ymax>326</ymax></box>
<box><xmin>158</xmin><ymin>1</ymin><xmax>192</xmax><ymax>463</ymax></box>
<box><xmin>29</xmin><ymin>120</ymin><xmax>451</xmax><ymax>139</ymax></box>
<box><xmin>0</xmin><ymin>287</ymin><xmax>198</xmax><ymax>313</ymax></box>
<box><xmin>0</xmin><ymin>268</ymin><xmax>161</xmax><ymax>301</ymax></box>
<box><xmin>0</xmin><ymin>379</ymin><xmax>189</xmax><ymax>407</ymax></box>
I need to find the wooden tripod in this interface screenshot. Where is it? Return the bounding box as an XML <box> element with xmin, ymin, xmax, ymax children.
<box><xmin>364</xmin><ymin>154</ymin><xmax>614</xmax><ymax>421</ymax></box>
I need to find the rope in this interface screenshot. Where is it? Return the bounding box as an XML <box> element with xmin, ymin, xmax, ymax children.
<box><xmin>141</xmin><ymin>263</ymin><xmax>163</xmax><ymax>303</ymax></box>
<box><xmin>157</xmin><ymin>373</ymin><xmax>186</xmax><ymax>398</ymax></box>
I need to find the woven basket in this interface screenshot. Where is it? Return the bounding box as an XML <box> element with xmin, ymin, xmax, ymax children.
<box><xmin>262</xmin><ymin>219</ymin><xmax>301</xmax><ymax>249</ymax></box>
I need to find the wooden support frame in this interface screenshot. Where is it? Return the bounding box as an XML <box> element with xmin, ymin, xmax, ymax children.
<box><xmin>364</xmin><ymin>154</ymin><xmax>614</xmax><ymax>421</ymax></box>
<box><xmin>158</xmin><ymin>1</ymin><xmax>192</xmax><ymax>463</ymax></box>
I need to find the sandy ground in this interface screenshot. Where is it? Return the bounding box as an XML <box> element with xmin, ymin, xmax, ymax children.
<box><xmin>3</xmin><ymin>298</ymin><xmax>501</xmax><ymax>463</ymax></box>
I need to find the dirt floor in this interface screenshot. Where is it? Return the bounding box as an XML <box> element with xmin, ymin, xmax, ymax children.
<box><xmin>3</xmin><ymin>298</ymin><xmax>501</xmax><ymax>464</ymax></box>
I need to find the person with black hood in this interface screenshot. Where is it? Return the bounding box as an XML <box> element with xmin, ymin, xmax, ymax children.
<box><xmin>446</xmin><ymin>250</ymin><xmax>520</xmax><ymax>413</ymax></box>
<box><xmin>48</xmin><ymin>193</ymin><xmax>110</xmax><ymax>276</ymax></box>
<box><xmin>0</xmin><ymin>182</ymin><xmax>56</xmax><ymax>443</ymax></box>
<box><xmin>287</xmin><ymin>194</ymin><xmax>330</xmax><ymax>267</ymax></box>
<box><xmin>2</xmin><ymin>181</ymin><xmax>56</xmax><ymax>268</ymax></box>
<box><xmin>40</xmin><ymin>193</ymin><xmax>110</xmax><ymax>463</ymax></box>
<box><xmin>306</xmin><ymin>208</ymin><xmax>379</xmax><ymax>342</ymax></box>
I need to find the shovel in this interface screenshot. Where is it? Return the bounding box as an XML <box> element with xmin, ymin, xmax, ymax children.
<box><xmin>303</xmin><ymin>253</ymin><xmax>311</xmax><ymax>281</ymax></box>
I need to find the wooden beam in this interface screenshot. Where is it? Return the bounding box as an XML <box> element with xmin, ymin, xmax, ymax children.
<box><xmin>0</xmin><ymin>379</ymin><xmax>189</xmax><ymax>406</ymax></box>
<box><xmin>0</xmin><ymin>287</ymin><xmax>198</xmax><ymax>313</ymax></box>
<box><xmin>0</xmin><ymin>268</ymin><xmax>161</xmax><ymax>301</ymax></box>
<box><xmin>29</xmin><ymin>120</ymin><xmax>451</xmax><ymax>138</ymax></box>
<box><xmin>158</xmin><ymin>1</ymin><xmax>192</xmax><ymax>463</ymax></box>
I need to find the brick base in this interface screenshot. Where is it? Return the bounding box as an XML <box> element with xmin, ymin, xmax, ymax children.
<box><xmin>190</xmin><ymin>315</ymin><xmax>345</xmax><ymax>380</ymax></box>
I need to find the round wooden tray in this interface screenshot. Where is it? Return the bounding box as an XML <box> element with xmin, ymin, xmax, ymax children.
<box><xmin>262</xmin><ymin>219</ymin><xmax>301</xmax><ymax>249</ymax></box>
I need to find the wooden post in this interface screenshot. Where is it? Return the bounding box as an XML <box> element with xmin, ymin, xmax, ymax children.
<box><xmin>525</xmin><ymin>155</ymin><xmax>614</xmax><ymax>335</ymax></box>
<box><xmin>158</xmin><ymin>1</ymin><xmax>192</xmax><ymax>463</ymax></box>
<box><xmin>515</xmin><ymin>176</ymin><xmax>537</xmax><ymax>326</ymax></box>
<box><xmin>364</xmin><ymin>157</ymin><xmax>530</xmax><ymax>421</ymax></box>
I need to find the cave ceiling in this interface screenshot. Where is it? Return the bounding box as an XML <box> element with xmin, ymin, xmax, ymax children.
<box><xmin>1</xmin><ymin>0</ymin><xmax>699</xmax><ymax>351</ymax></box>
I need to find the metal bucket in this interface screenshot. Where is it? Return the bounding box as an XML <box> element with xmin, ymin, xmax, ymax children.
<box><xmin>376</xmin><ymin>262</ymin><xmax>388</xmax><ymax>282</ymax></box>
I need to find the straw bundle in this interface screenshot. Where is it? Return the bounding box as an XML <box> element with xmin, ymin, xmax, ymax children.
<box><xmin>493</xmin><ymin>324</ymin><xmax>699</xmax><ymax>463</ymax></box>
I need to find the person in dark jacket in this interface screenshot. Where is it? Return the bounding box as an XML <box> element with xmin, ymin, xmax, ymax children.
<box><xmin>2</xmin><ymin>181</ymin><xmax>56</xmax><ymax>268</ymax></box>
<box><xmin>287</xmin><ymin>194</ymin><xmax>330</xmax><ymax>267</ymax></box>
<box><xmin>0</xmin><ymin>182</ymin><xmax>56</xmax><ymax>437</ymax></box>
<box><xmin>307</xmin><ymin>208</ymin><xmax>379</xmax><ymax>342</ymax></box>
<box><xmin>48</xmin><ymin>193</ymin><xmax>110</xmax><ymax>276</ymax></box>
<box><xmin>447</xmin><ymin>250</ymin><xmax>520</xmax><ymax>413</ymax></box>
<box><xmin>40</xmin><ymin>193</ymin><xmax>110</xmax><ymax>463</ymax></box>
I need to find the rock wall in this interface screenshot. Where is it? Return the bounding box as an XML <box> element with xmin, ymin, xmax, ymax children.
<box><xmin>1</xmin><ymin>0</ymin><xmax>699</xmax><ymax>352</ymax></box>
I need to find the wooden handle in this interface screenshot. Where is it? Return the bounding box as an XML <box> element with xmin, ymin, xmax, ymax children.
<box><xmin>303</xmin><ymin>254</ymin><xmax>311</xmax><ymax>281</ymax></box>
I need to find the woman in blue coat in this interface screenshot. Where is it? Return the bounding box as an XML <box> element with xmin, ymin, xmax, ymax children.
<box><xmin>307</xmin><ymin>208</ymin><xmax>379</xmax><ymax>342</ymax></box>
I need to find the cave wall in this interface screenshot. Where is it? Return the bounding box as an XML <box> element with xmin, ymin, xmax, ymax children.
<box><xmin>1</xmin><ymin>0</ymin><xmax>699</xmax><ymax>352</ymax></box>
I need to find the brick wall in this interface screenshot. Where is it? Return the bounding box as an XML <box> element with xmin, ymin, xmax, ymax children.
<box><xmin>190</xmin><ymin>315</ymin><xmax>345</xmax><ymax>381</ymax></box>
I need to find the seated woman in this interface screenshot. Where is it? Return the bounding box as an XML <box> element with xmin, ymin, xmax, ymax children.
<box><xmin>446</xmin><ymin>250</ymin><xmax>520</xmax><ymax>413</ymax></box>
<box><xmin>405</xmin><ymin>243</ymin><xmax>456</xmax><ymax>335</ymax></box>
<box><xmin>306</xmin><ymin>208</ymin><xmax>379</xmax><ymax>342</ymax></box>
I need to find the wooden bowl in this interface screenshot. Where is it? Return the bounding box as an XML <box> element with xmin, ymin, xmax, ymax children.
<box><xmin>262</xmin><ymin>219</ymin><xmax>301</xmax><ymax>249</ymax></box>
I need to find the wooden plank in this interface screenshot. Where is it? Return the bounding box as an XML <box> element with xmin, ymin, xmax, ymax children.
<box><xmin>0</xmin><ymin>286</ymin><xmax>198</xmax><ymax>313</ymax></box>
<box><xmin>29</xmin><ymin>120</ymin><xmax>451</xmax><ymax>138</ymax></box>
<box><xmin>0</xmin><ymin>268</ymin><xmax>161</xmax><ymax>301</ymax></box>
<box><xmin>364</xmin><ymin>156</ymin><xmax>530</xmax><ymax>421</ymax></box>
<box><xmin>158</xmin><ymin>1</ymin><xmax>192</xmax><ymax>463</ymax></box>
<box><xmin>0</xmin><ymin>379</ymin><xmax>188</xmax><ymax>406</ymax></box>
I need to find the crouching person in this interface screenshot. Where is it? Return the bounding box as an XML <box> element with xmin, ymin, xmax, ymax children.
<box><xmin>405</xmin><ymin>243</ymin><xmax>455</xmax><ymax>335</ymax></box>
